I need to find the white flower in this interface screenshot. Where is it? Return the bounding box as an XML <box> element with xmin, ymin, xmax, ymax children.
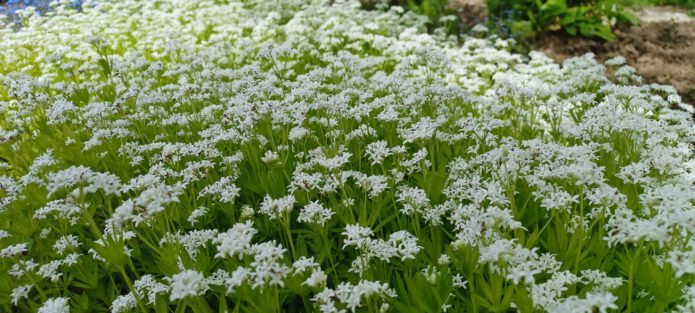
<box><xmin>538</xmin><ymin>189</ymin><xmax>579</xmax><ymax>212</ymax></box>
<box><xmin>111</xmin><ymin>294</ymin><xmax>136</xmax><ymax>313</ymax></box>
<box><xmin>187</xmin><ymin>207</ymin><xmax>208</xmax><ymax>226</ymax></box>
<box><xmin>387</xmin><ymin>230</ymin><xmax>421</xmax><ymax>261</ymax></box>
<box><xmin>214</xmin><ymin>221</ymin><xmax>257</xmax><ymax>259</ymax></box>
<box><xmin>199</xmin><ymin>177</ymin><xmax>241</xmax><ymax>204</ymax></box>
<box><xmin>364</xmin><ymin>140</ymin><xmax>391</xmax><ymax>165</ymax></box>
<box><xmin>241</xmin><ymin>205</ymin><xmax>255</xmax><ymax>219</ymax></box>
<box><xmin>289</xmin><ymin>126</ymin><xmax>311</xmax><ymax>142</ymax></box>
<box><xmin>452</xmin><ymin>274</ymin><xmax>467</xmax><ymax>288</ymax></box>
<box><xmin>298</xmin><ymin>201</ymin><xmax>335</xmax><ymax>226</ymax></box>
<box><xmin>293</xmin><ymin>256</ymin><xmax>320</xmax><ymax>275</ymax></box>
<box><xmin>312</xmin><ymin>288</ymin><xmax>339</xmax><ymax>313</ymax></box>
<box><xmin>225</xmin><ymin>267</ymin><xmax>251</xmax><ymax>294</ymax></box>
<box><xmin>585</xmin><ymin>292</ymin><xmax>618</xmax><ymax>313</ymax></box>
<box><xmin>478</xmin><ymin>239</ymin><xmax>519</xmax><ymax>264</ymax></box>
<box><xmin>333</xmin><ymin>280</ymin><xmax>396</xmax><ymax>312</ymax></box>
<box><xmin>580</xmin><ymin>269</ymin><xmax>623</xmax><ymax>291</ymax></box>
<box><xmin>248</xmin><ymin>241</ymin><xmax>290</xmax><ymax>289</ymax></box>
<box><xmin>53</xmin><ymin>235</ymin><xmax>81</xmax><ymax>255</ymax></box>
<box><xmin>352</xmin><ymin>174</ymin><xmax>389</xmax><ymax>198</ymax></box>
<box><xmin>1</xmin><ymin>243</ymin><xmax>27</xmax><ymax>258</ymax></box>
<box><xmin>259</xmin><ymin>194</ymin><xmax>296</xmax><ymax>219</ymax></box>
<box><xmin>400</xmin><ymin>117</ymin><xmax>441</xmax><ymax>143</ymax></box>
<box><xmin>303</xmin><ymin>269</ymin><xmax>327</xmax><ymax>288</ymax></box>
<box><xmin>109</xmin><ymin>183</ymin><xmax>183</xmax><ymax>226</ymax></box>
<box><xmin>38</xmin><ymin>259</ymin><xmax>65</xmax><ymax>282</ymax></box>
<box><xmin>308</xmin><ymin>146</ymin><xmax>352</xmax><ymax>171</ymax></box>
<box><xmin>161</xmin><ymin>229</ymin><xmax>218</xmax><ymax>259</ymax></box>
<box><xmin>605</xmin><ymin>56</ymin><xmax>626</xmax><ymax>66</ymax></box>
<box><xmin>396</xmin><ymin>185</ymin><xmax>429</xmax><ymax>215</ymax></box>
<box><xmin>506</xmin><ymin>266</ymin><xmax>539</xmax><ymax>285</ymax></box>
<box><xmin>11</xmin><ymin>284</ymin><xmax>33</xmax><ymax>305</ymax></box>
<box><xmin>342</xmin><ymin>224</ymin><xmax>374</xmax><ymax>249</ymax></box>
<box><xmin>28</xmin><ymin>149</ymin><xmax>57</xmax><ymax>174</ymax></box>
<box><xmin>168</xmin><ymin>270</ymin><xmax>208</xmax><ymax>301</ymax></box>
<box><xmin>46</xmin><ymin>166</ymin><xmax>121</xmax><ymax>197</ymax></box>
<box><xmin>261</xmin><ymin>150</ymin><xmax>281</xmax><ymax>165</ymax></box>
<box><xmin>437</xmin><ymin>254</ymin><xmax>450</xmax><ymax>265</ymax></box>
<box><xmin>400</xmin><ymin>148</ymin><xmax>430</xmax><ymax>174</ymax></box>
<box><xmin>46</xmin><ymin>98</ymin><xmax>78</xmax><ymax>125</ymax></box>
<box><xmin>667</xmin><ymin>249</ymin><xmax>695</xmax><ymax>277</ymax></box>
<box><xmin>38</xmin><ymin>297</ymin><xmax>70</xmax><ymax>313</ymax></box>
<box><xmin>133</xmin><ymin>275</ymin><xmax>169</xmax><ymax>304</ymax></box>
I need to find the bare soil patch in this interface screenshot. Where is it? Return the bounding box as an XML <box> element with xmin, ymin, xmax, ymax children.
<box><xmin>538</xmin><ymin>6</ymin><xmax>695</xmax><ymax>104</ymax></box>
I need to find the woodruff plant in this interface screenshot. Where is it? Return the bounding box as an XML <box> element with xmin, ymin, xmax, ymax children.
<box><xmin>0</xmin><ymin>0</ymin><xmax>694</xmax><ymax>312</ymax></box>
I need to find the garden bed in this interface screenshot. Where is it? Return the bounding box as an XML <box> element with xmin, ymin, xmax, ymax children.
<box><xmin>538</xmin><ymin>6</ymin><xmax>695</xmax><ymax>104</ymax></box>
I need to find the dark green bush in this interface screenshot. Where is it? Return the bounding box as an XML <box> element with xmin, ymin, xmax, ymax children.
<box><xmin>359</xmin><ymin>0</ymin><xmax>460</xmax><ymax>33</ymax></box>
<box><xmin>487</xmin><ymin>0</ymin><xmax>637</xmax><ymax>41</ymax></box>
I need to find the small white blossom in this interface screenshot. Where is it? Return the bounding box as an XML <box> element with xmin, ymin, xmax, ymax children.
<box><xmin>38</xmin><ymin>297</ymin><xmax>70</xmax><ymax>313</ymax></box>
<box><xmin>11</xmin><ymin>284</ymin><xmax>33</xmax><ymax>305</ymax></box>
<box><xmin>298</xmin><ymin>201</ymin><xmax>335</xmax><ymax>226</ymax></box>
<box><xmin>303</xmin><ymin>269</ymin><xmax>327</xmax><ymax>288</ymax></box>
<box><xmin>187</xmin><ymin>207</ymin><xmax>208</xmax><ymax>226</ymax></box>
<box><xmin>168</xmin><ymin>270</ymin><xmax>208</xmax><ymax>301</ymax></box>
<box><xmin>262</xmin><ymin>150</ymin><xmax>281</xmax><ymax>165</ymax></box>
<box><xmin>1</xmin><ymin>243</ymin><xmax>27</xmax><ymax>258</ymax></box>
<box><xmin>214</xmin><ymin>221</ymin><xmax>257</xmax><ymax>259</ymax></box>
<box><xmin>259</xmin><ymin>194</ymin><xmax>296</xmax><ymax>219</ymax></box>
<box><xmin>364</xmin><ymin>140</ymin><xmax>391</xmax><ymax>165</ymax></box>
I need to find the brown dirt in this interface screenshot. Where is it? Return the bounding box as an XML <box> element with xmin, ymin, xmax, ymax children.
<box><xmin>537</xmin><ymin>6</ymin><xmax>695</xmax><ymax>105</ymax></box>
<box><xmin>448</xmin><ymin>0</ymin><xmax>487</xmax><ymax>28</ymax></box>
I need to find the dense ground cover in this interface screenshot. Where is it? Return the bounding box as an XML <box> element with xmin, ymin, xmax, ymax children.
<box><xmin>1</xmin><ymin>0</ymin><xmax>695</xmax><ymax>312</ymax></box>
<box><xmin>0</xmin><ymin>0</ymin><xmax>84</xmax><ymax>23</ymax></box>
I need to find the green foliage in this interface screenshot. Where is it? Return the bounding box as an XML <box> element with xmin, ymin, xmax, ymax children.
<box><xmin>487</xmin><ymin>0</ymin><xmax>638</xmax><ymax>41</ymax></box>
<box><xmin>403</xmin><ymin>0</ymin><xmax>451</xmax><ymax>22</ymax></box>
<box><xmin>392</xmin><ymin>268</ymin><xmax>454</xmax><ymax>312</ymax></box>
<box><xmin>360</xmin><ymin>0</ymin><xmax>458</xmax><ymax>32</ymax></box>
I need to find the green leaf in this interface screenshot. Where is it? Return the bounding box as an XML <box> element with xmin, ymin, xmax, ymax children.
<box><xmin>565</xmin><ymin>25</ymin><xmax>577</xmax><ymax>36</ymax></box>
<box><xmin>155</xmin><ymin>294</ymin><xmax>170</xmax><ymax>313</ymax></box>
<box><xmin>560</xmin><ymin>15</ymin><xmax>576</xmax><ymax>26</ymax></box>
<box><xmin>513</xmin><ymin>286</ymin><xmax>534</xmax><ymax>312</ymax></box>
<box><xmin>618</xmin><ymin>11</ymin><xmax>639</xmax><ymax>25</ymax></box>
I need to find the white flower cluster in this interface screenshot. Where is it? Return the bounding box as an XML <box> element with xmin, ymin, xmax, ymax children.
<box><xmin>313</xmin><ymin>280</ymin><xmax>396</xmax><ymax>313</ymax></box>
<box><xmin>168</xmin><ymin>269</ymin><xmax>208</xmax><ymax>301</ymax></box>
<box><xmin>298</xmin><ymin>201</ymin><xmax>336</xmax><ymax>226</ymax></box>
<box><xmin>343</xmin><ymin>224</ymin><xmax>421</xmax><ymax>275</ymax></box>
<box><xmin>37</xmin><ymin>297</ymin><xmax>70</xmax><ymax>313</ymax></box>
<box><xmin>0</xmin><ymin>0</ymin><xmax>694</xmax><ymax>311</ymax></box>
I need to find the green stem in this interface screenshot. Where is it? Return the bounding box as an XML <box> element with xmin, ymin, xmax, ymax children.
<box><xmin>322</xmin><ymin>227</ymin><xmax>338</xmax><ymax>278</ymax></box>
<box><xmin>274</xmin><ymin>287</ymin><xmax>282</xmax><ymax>313</ymax></box>
<box><xmin>29</xmin><ymin>274</ymin><xmax>48</xmax><ymax>302</ymax></box>
<box><xmin>188</xmin><ymin>297</ymin><xmax>214</xmax><ymax>313</ymax></box>
<box><xmin>283</xmin><ymin>217</ymin><xmax>297</xmax><ymax>260</ymax></box>
<box><xmin>469</xmin><ymin>273</ymin><xmax>478</xmax><ymax>313</ymax></box>
<box><xmin>127</xmin><ymin>258</ymin><xmax>141</xmax><ymax>280</ymax></box>
<box><xmin>119</xmin><ymin>267</ymin><xmax>148</xmax><ymax>312</ymax></box>
<box><xmin>77</xmin><ymin>189</ymin><xmax>102</xmax><ymax>239</ymax></box>
<box><xmin>627</xmin><ymin>262</ymin><xmax>634</xmax><ymax>313</ymax></box>
<box><xmin>626</xmin><ymin>246</ymin><xmax>640</xmax><ymax>313</ymax></box>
